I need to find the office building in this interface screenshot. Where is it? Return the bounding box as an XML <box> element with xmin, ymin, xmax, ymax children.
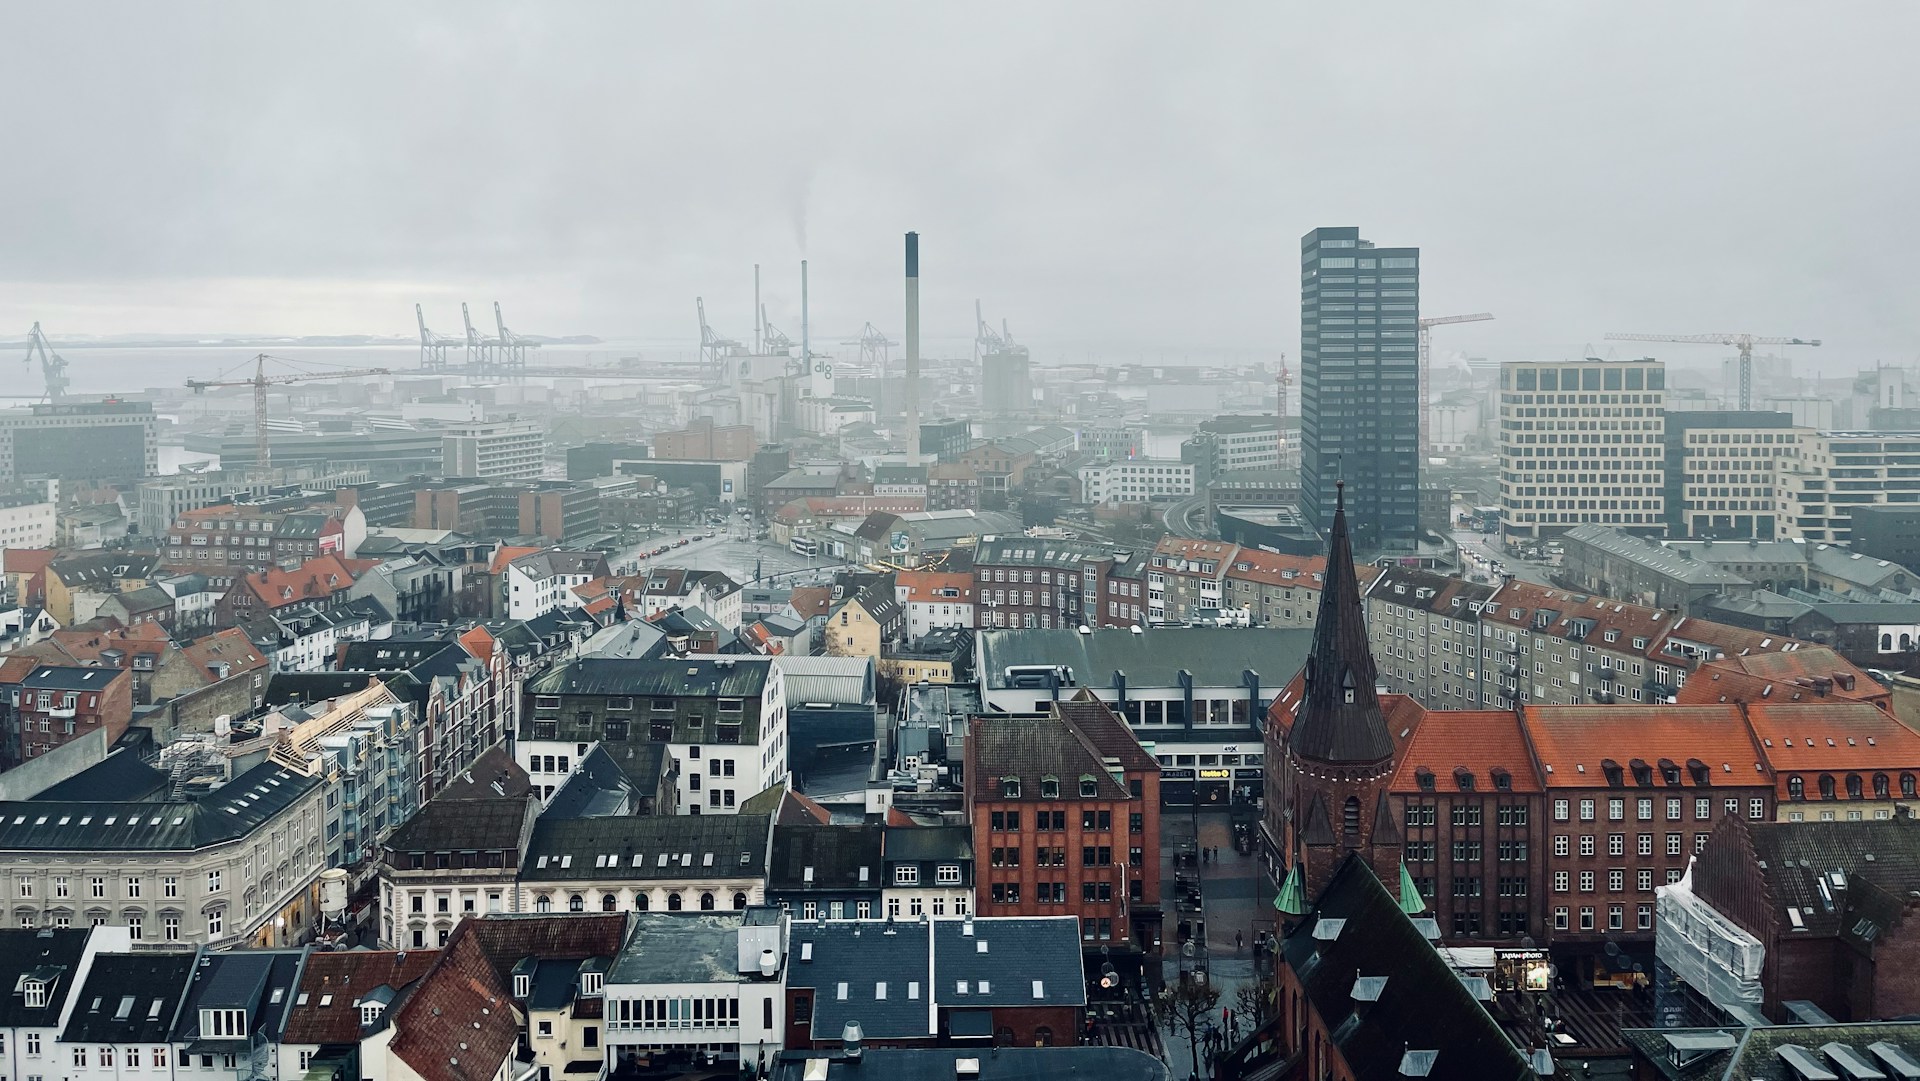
<box><xmin>1776</xmin><ymin>431</ymin><xmax>1920</xmax><ymax>543</ymax></box>
<box><xmin>137</xmin><ymin>472</ymin><xmax>268</xmax><ymax>538</ymax></box>
<box><xmin>1847</xmin><ymin>505</ymin><xmax>1920</xmax><ymax>569</ymax></box>
<box><xmin>1299</xmin><ymin>226</ymin><xmax>1420</xmax><ymax>552</ymax></box>
<box><xmin>0</xmin><ymin>400</ymin><xmax>157</xmax><ymax>484</ymax></box>
<box><xmin>441</xmin><ymin>420</ymin><xmax>545</xmax><ymax>481</ymax></box>
<box><xmin>1662</xmin><ymin>411</ymin><xmax>1798</xmax><ymax>539</ymax></box>
<box><xmin>1497</xmin><ymin>357</ymin><xmax>1666</xmax><ymax>540</ymax></box>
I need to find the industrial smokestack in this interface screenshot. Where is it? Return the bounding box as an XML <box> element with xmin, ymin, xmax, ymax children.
<box><xmin>802</xmin><ymin>259</ymin><xmax>819</xmax><ymax>397</ymax></box>
<box><xmin>753</xmin><ymin>264</ymin><xmax>762</xmax><ymax>355</ymax></box>
<box><xmin>905</xmin><ymin>231</ymin><xmax>922</xmax><ymax>466</ymax></box>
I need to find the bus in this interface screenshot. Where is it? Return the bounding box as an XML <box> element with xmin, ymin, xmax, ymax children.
<box><xmin>790</xmin><ymin>537</ymin><xmax>819</xmax><ymax>557</ymax></box>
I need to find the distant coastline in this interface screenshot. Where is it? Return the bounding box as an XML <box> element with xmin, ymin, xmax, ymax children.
<box><xmin>0</xmin><ymin>334</ymin><xmax>604</xmax><ymax>348</ymax></box>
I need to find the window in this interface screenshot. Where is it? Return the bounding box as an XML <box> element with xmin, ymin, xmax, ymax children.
<box><xmin>1750</xmin><ymin>798</ymin><xmax>1766</xmax><ymax>820</ymax></box>
<box><xmin>1608</xmin><ymin>834</ymin><xmax>1624</xmax><ymax>857</ymax></box>
<box><xmin>1554</xmin><ymin>871</ymin><xmax>1569</xmax><ymax>892</ymax></box>
<box><xmin>1608</xmin><ymin>798</ymin><xmax>1624</xmax><ymax>821</ymax></box>
<box><xmin>1667</xmin><ymin>833</ymin><xmax>1682</xmax><ymax>856</ymax></box>
<box><xmin>1579</xmin><ymin>835</ymin><xmax>1595</xmax><ymax>857</ymax></box>
<box><xmin>1554</xmin><ymin>907</ymin><xmax>1569</xmax><ymax>931</ymax></box>
<box><xmin>207</xmin><ymin>870</ymin><xmax>222</xmax><ymax>893</ymax></box>
<box><xmin>1579</xmin><ymin>871</ymin><xmax>1594</xmax><ymax>892</ymax></box>
<box><xmin>25</xmin><ymin>1031</ymin><xmax>39</xmax><ymax>1055</ymax></box>
<box><xmin>1553</xmin><ymin>835</ymin><xmax>1569</xmax><ymax>857</ymax></box>
<box><xmin>1580</xmin><ymin>907</ymin><xmax>1595</xmax><ymax>931</ymax></box>
<box><xmin>1666</xmin><ymin>797</ymin><xmax>1681</xmax><ymax>821</ymax></box>
<box><xmin>1638</xmin><ymin>904</ymin><xmax>1654</xmax><ymax>929</ymax></box>
<box><xmin>165</xmin><ymin>916</ymin><xmax>180</xmax><ymax>941</ymax></box>
<box><xmin>206</xmin><ymin>908</ymin><xmax>223</xmax><ymax>937</ymax></box>
<box><xmin>1636</xmin><ymin>798</ymin><xmax>1653</xmax><ymax>821</ymax></box>
<box><xmin>1695</xmin><ymin>797</ymin><xmax>1711</xmax><ymax>819</ymax></box>
<box><xmin>1638</xmin><ymin>869</ymin><xmax>1654</xmax><ymax>892</ymax></box>
<box><xmin>202</xmin><ymin>1009</ymin><xmax>248</xmax><ymax>1038</ymax></box>
<box><xmin>1579</xmin><ymin>799</ymin><xmax>1595</xmax><ymax>821</ymax></box>
<box><xmin>895</xmin><ymin>866</ymin><xmax>919</xmax><ymax>886</ymax></box>
<box><xmin>936</xmin><ymin>865</ymin><xmax>962</xmax><ymax>885</ymax></box>
<box><xmin>1608</xmin><ymin>870</ymin><xmax>1625</xmax><ymax>892</ymax></box>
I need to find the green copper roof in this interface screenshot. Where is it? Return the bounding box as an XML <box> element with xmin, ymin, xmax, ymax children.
<box><xmin>1398</xmin><ymin>861</ymin><xmax>1427</xmax><ymax>915</ymax></box>
<box><xmin>1274</xmin><ymin>862</ymin><xmax>1307</xmax><ymax>915</ymax></box>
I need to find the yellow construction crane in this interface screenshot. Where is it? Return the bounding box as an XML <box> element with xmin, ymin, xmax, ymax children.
<box><xmin>187</xmin><ymin>354</ymin><xmax>389</xmax><ymax>479</ymax></box>
<box><xmin>1418</xmin><ymin>313</ymin><xmax>1493</xmax><ymax>454</ymax></box>
<box><xmin>1604</xmin><ymin>331</ymin><xmax>1820</xmax><ymax>410</ymax></box>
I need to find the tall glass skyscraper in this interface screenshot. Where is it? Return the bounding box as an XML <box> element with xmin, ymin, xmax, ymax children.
<box><xmin>1299</xmin><ymin>226</ymin><xmax>1421</xmax><ymax>552</ymax></box>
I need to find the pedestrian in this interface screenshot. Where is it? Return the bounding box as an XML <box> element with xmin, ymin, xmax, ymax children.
<box><xmin>1236</xmin><ymin>930</ymin><xmax>1244</xmax><ymax>953</ymax></box>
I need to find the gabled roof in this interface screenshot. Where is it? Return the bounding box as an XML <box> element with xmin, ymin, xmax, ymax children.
<box><xmin>968</xmin><ymin>712</ymin><xmax>1131</xmax><ymax>803</ymax></box>
<box><xmin>61</xmin><ymin>951</ymin><xmax>197</xmax><ymax>1045</ymax></box>
<box><xmin>178</xmin><ymin>627</ymin><xmax>270</xmax><ymax>680</ymax></box>
<box><xmin>788</xmin><ymin>586</ymin><xmax>832</xmax><ymax>620</ymax></box>
<box><xmin>768</xmin><ymin>823</ymin><xmax>884</xmax><ymax>892</ymax></box>
<box><xmin>459</xmin><ymin>913</ymin><xmax>628</xmax><ymax>991</ymax></box>
<box><xmin>1055</xmin><ymin>694</ymin><xmax>1158</xmax><ymax>773</ymax></box>
<box><xmin>385</xmin><ymin>792</ymin><xmax>533</xmax><ymax>853</ymax></box>
<box><xmin>237</xmin><ymin>554</ymin><xmax>361</xmax><ymax>610</ymax></box>
<box><xmin>488</xmin><ymin>545</ymin><xmax>543</xmax><ymax>575</ymax></box>
<box><xmin>1745</xmin><ymin>819</ymin><xmax>1920</xmax><ymax>937</ymax></box>
<box><xmin>282</xmin><ymin>950</ymin><xmax>437</xmax><ymax>1045</ymax></box>
<box><xmin>1677</xmin><ymin>646</ymin><xmax>1887</xmax><ymax>707</ymax></box>
<box><xmin>521</xmin><ymin>814</ymin><xmax>771</xmax><ymax>882</ymax></box>
<box><xmin>172</xmin><ymin>948</ymin><xmax>305</xmax><ymax>1045</ymax></box>
<box><xmin>1744</xmin><ymin>702</ymin><xmax>1920</xmax><ymax>774</ymax></box>
<box><xmin>1389</xmin><ymin>710</ymin><xmax>1539</xmax><ymax>795</ymax></box>
<box><xmin>883</xmin><ymin>823</ymin><xmax>973</xmax><ymax>865</ymax></box>
<box><xmin>388</xmin><ymin>928</ymin><xmax>517</xmax><ymax>1081</ymax></box>
<box><xmin>1520</xmin><ymin>704</ymin><xmax>1766</xmax><ymax>789</ymax></box>
<box><xmin>0</xmin><ymin>928</ymin><xmax>91</xmax><ymax>1027</ymax></box>
<box><xmin>1282</xmin><ymin>854</ymin><xmax>1534</xmax><ymax>1081</ymax></box>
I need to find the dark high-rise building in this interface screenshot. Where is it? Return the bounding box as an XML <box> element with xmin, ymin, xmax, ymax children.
<box><xmin>1299</xmin><ymin>226</ymin><xmax>1420</xmax><ymax>552</ymax></box>
<box><xmin>0</xmin><ymin>400</ymin><xmax>157</xmax><ymax>484</ymax></box>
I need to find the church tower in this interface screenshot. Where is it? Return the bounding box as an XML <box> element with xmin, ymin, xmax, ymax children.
<box><xmin>1282</xmin><ymin>482</ymin><xmax>1403</xmax><ymax>903</ymax></box>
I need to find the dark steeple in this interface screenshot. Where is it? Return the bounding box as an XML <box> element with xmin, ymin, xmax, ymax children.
<box><xmin>1291</xmin><ymin>482</ymin><xmax>1395</xmax><ymax>764</ymax></box>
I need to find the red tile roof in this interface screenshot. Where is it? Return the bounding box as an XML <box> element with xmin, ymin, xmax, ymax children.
<box><xmin>388</xmin><ymin>928</ymin><xmax>517</xmax><ymax>1081</ymax></box>
<box><xmin>1390</xmin><ymin>710</ymin><xmax>1540</xmax><ymax>794</ymax></box>
<box><xmin>457</xmin><ymin>625</ymin><xmax>498</xmax><ymax>664</ymax></box>
<box><xmin>177</xmin><ymin>628</ymin><xmax>270</xmax><ymax>679</ymax></box>
<box><xmin>1677</xmin><ymin>647</ymin><xmax>1888</xmax><ymax>707</ymax></box>
<box><xmin>282</xmin><ymin>949</ymin><xmax>438</xmax><ymax>1045</ymax></box>
<box><xmin>1745</xmin><ymin>702</ymin><xmax>1920</xmax><ymax>774</ymax></box>
<box><xmin>896</xmin><ymin>571</ymin><xmax>975</xmax><ymax>604</ymax></box>
<box><xmin>1520</xmin><ymin>704</ymin><xmax>1768</xmax><ymax>788</ymax></box>
<box><xmin>3</xmin><ymin>549</ymin><xmax>56</xmax><ymax>575</ymax></box>
<box><xmin>458</xmin><ymin>913</ymin><xmax>627</xmax><ymax>989</ymax></box>
<box><xmin>241</xmin><ymin>554</ymin><xmax>361</xmax><ymax>610</ymax></box>
<box><xmin>487</xmin><ymin>545</ymin><xmax>543</xmax><ymax>576</ymax></box>
<box><xmin>788</xmin><ymin>586</ymin><xmax>832</xmax><ymax>620</ymax></box>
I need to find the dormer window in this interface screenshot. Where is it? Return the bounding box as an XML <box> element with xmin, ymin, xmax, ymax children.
<box><xmin>513</xmin><ymin>973</ymin><xmax>530</xmax><ymax>999</ymax></box>
<box><xmin>201</xmin><ymin>1008</ymin><xmax>247</xmax><ymax>1038</ymax></box>
<box><xmin>579</xmin><ymin>972</ymin><xmax>603</xmax><ymax>997</ymax></box>
<box><xmin>1039</xmin><ymin>776</ymin><xmax>1059</xmax><ymax>800</ymax></box>
<box><xmin>1415</xmin><ymin>767</ymin><xmax>1435</xmax><ymax>792</ymax></box>
<box><xmin>358</xmin><ymin>1002</ymin><xmax>383</xmax><ymax>1027</ymax></box>
<box><xmin>21</xmin><ymin>978</ymin><xmax>46</xmax><ymax>1008</ymax></box>
<box><xmin>1079</xmin><ymin>775</ymin><xmax>1099</xmax><ymax>798</ymax></box>
<box><xmin>1001</xmin><ymin>777</ymin><xmax>1021</xmax><ymax>799</ymax></box>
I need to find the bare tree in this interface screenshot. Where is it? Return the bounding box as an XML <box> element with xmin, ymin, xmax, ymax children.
<box><xmin>1233</xmin><ymin>977</ymin><xmax>1277</xmax><ymax>1035</ymax></box>
<box><xmin>1153</xmin><ymin>977</ymin><xmax>1221</xmax><ymax>1080</ymax></box>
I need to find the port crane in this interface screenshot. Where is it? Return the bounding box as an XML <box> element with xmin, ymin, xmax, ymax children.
<box><xmin>187</xmin><ymin>354</ymin><xmax>389</xmax><ymax>479</ymax></box>
<box><xmin>1604</xmin><ymin>331</ymin><xmax>1821</xmax><ymax>410</ymax></box>
<box><xmin>697</xmin><ymin>298</ymin><xmax>745</xmax><ymax>378</ymax></box>
<box><xmin>761</xmin><ymin>306</ymin><xmax>794</xmax><ymax>355</ymax></box>
<box><xmin>973</xmin><ymin>300</ymin><xmax>1008</xmax><ymax>365</ymax></box>
<box><xmin>1417</xmin><ymin>313</ymin><xmax>1493</xmax><ymax>454</ymax></box>
<box><xmin>415</xmin><ymin>305</ymin><xmax>460</xmax><ymax>370</ymax></box>
<box><xmin>843</xmin><ymin>323</ymin><xmax>896</xmax><ymax>369</ymax></box>
<box><xmin>20</xmin><ymin>323</ymin><xmax>71</xmax><ymax>401</ymax></box>
<box><xmin>492</xmin><ymin>302</ymin><xmax>540</xmax><ymax>369</ymax></box>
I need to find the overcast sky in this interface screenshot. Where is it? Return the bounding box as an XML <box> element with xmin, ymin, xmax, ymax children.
<box><xmin>3</xmin><ymin>2</ymin><xmax>1915</xmax><ymax>371</ymax></box>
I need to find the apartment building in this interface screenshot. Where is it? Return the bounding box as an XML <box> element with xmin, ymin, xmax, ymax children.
<box><xmin>894</xmin><ymin>570</ymin><xmax>975</xmax><ymax>637</ymax></box>
<box><xmin>971</xmin><ymin>535</ymin><xmax>1137</xmax><ymax>631</ymax></box>
<box><xmin>516</xmin><ymin>813</ymin><xmax>771</xmax><ymax>914</ymax></box>
<box><xmin>1076</xmin><ymin>458</ymin><xmax>1195</xmax><ymax>505</ymax></box>
<box><xmin>1365</xmin><ymin>567</ymin><xmax>1501</xmax><ymax>710</ymax></box>
<box><xmin>0</xmin><ymin>760</ymin><xmax>324</xmax><ymax>947</ymax></box>
<box><xmin>1146</xmin><ymin>536</ymin><xmax>1356</xmax><ymax>629</ymax></box>
<box><xmin>11</xmin><ymin>665</ymin><xmax>132</xmax><ymax>763</ymax></box>
<box><xmin>1776</xmin><ymin>430</ymin><xmax>1920</xmax><ymax>543</ymax></box>
<box><xmin>1498</xmin><ymin>357</ymin><xmax>1667</xmax><ymax>539</ymax></box>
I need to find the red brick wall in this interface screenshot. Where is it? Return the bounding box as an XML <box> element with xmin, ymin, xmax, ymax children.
<box><xmin>972</xmin><ymin>794</ymin><xmax>1135</xmax><ymax>946</ymax></box>
<box><xmin>1392</xmin><ymin>790</ymin><xmax>1545</xmax><ymax>941</ymax></box>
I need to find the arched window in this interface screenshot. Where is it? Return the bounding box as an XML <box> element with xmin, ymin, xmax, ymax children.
<box><xmin>1875</xmin><ymin>774</ymin><xmax>1891</xmax><ymax>800</ymax></box>
<box><xmin>1819</xmin><ymin>775</ymin><xmax>1836</xmax><ymax>800</ymax></box>
<box><xmin>568</xmin><ymin>894</ymin><xmax>585</xmax><ymax>913</ymax></box>
<box><xmin>1034</xmin><ymin>1026</ymin><xmax>1055</xmax><ymax>1047</ymax></box>
<box><xmin>1343</xmin><ymin>796</ymin><xmax>1361</xmax><ymax>835</ymax></box>
<box><xmin>535</xmin><ymin>895</ymin><xmax>552</xmax><ymax>913</ymax></box>
<box><xmin>1904</xmin><ymin>634</ymin><xmax>1914</xmax><ymax>652</ymax></box>
<box><xmin>601</xmin><ymin>893</ymin><xmax>618</xmax><ymax>912</ymax></box>
<box><xmin>732</xmin><ymin>892</ymin><xmax>748</xmax><ymax>910</ymax></box>
<box><xmin>700</xmin><ymin>892</ymin><xmax>716</xmax><ymax>911</ymax></box>
<box><xmin>635</xmin><ymin>893</ymin><xmax>650</xmax><ymax>912</ymax></box>
<box><xmin>1884</xmin><ymin>633</ymin><xmax>1894</xmax><ymax>652</ymax></box>
<box><xmin>1904</xmin><ymin>773</ymin><xmax>1918</xmax><ymax>799</ymax></box>
<box><xmin>668</xmin><ymin>892</ymin><xmax>684</xmax><ymax>911</ymax></box>
<box><xmin>1787</xmin><ymin>776</ymin><xmax>1804</xmax><ymax>800</ymax></box>
<box><xmin>1847</xmin><ymin>774</ymin><xmax>1864</xmax><ymax>800</ymax></box>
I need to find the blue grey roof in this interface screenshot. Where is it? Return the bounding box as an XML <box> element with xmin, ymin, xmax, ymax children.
<box><xmin>933</xmin><ymin>916</ymin><xmax>1086</xmax><ymax>1010</ymax></box>
<box><xmin>173</xmin><ymin>949</ymin><xmax>306</xmax><ymax>1045</ymax></box>
<box><xmin>0</xmin><ymin>928</ymin><xmax>90</xmax><ymax>1027</ymax></box>
<box><xmin>62</xmin><ymin>952</ymin><xmax>197</xmax><ymax>1044</ymax></box>
<box><xmin>528</xmin><ymin>656</ymin><xmax>770</xmax><ymax>698</ymax></box>
<box><xmin>0</xmin><ymin>761</ymin><xmax>317</xmax><ymax>851</ymax></box>
<box><xmin>978</xmin><ymin>625</ymin><xmax>1310</xmax><ymax>690</ymax></box>
<box><xmin>32</xmin><ymin>749</ymin><xmax>169</xmax><ymax>803</ymax></box>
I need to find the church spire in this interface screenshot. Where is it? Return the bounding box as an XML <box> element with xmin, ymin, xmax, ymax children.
<box><xmin>1290</xmin><ymin>482</ymin><xmax>1395</xmax><ymax>764</ymax></box>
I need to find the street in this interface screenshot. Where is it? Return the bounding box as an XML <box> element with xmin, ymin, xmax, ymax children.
<box><xmin>1450</xmin><ymin>528</ymin><xmax>1555</xmax><ymax>587</ymax></box>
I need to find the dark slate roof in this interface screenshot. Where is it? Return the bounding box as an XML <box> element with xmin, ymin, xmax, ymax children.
<box><xmin>61</xmin><ymin>951</ymin><xmax>197</xmax><ymax>1045</ymax></box>
<box><xmin>1281</xmin><ymin>854</ymin><xmax>1532</xmax><ymax>1081</ymax></box>
<box><xmin>769</xmin><ymin>1047</ymin><xmax>1170</xmax><ymax>1081</ymax></box>
<box><xmin>1289</xmin><ymin>487</ymin><xmax>1396</xmax><ymax>764</ymax></box>
<box><xmin>527</xmin><ymin>656</ymin><xmax>770</xmax><ymax>698</ymax></box>
<box><xmin>0</xmin><ymin>761</ymin><xmax>317</xmax><ymax>851</ymax></box>
<box><xmin>787</xmin><ymin>919</ymin><xmax>932</xmax><ymax>1040</ymax></box>
<box><xmin>977</xmin><ymin>625</ymin><xmax>1311</xmax><ymax>690</ymax></box>
<box><xmin>19</xmin><ymin>664</ymin><xmax>126</xmax><ymax>692</ymax></box>
<box><xmin>605</xmin><ymin>912</ymin><xmax>747</xmax><ymax>985</ymax></box>
<box><xmin>0</xmin><ymin>928</ymin><xmax>91</xmax><ymax>1027</ymax></box>
<box><xmin>882</xmin><ymin>824</ymin><xmax>973</xmax><ymax>866</ymax></box>
<box><xmin>1747</xmin><ymin>818</ymin><xmax>1920</xmax><ymax>937</ymax></box>
<box><xmin>522</xmin><ymin>814</ymin><xmax>770</xmax><ymax>882</ymax></box>
<box><xmin>173</xmin><ymin>948</ymin><xmax>306</xmax><ymax>1045</ymax></box>
<box><xmin>931</xmin><ymin>915</ymin><xmax>1085</xmax><ymax>1010</ymax></box>
<box><xmin>384</xmin><ymin>796</ymin><xmax>532</xmax><ymax>854</ymax></box>
<box><xmin>264</xmin><ymin>671</ymin><xmax>402</xmax><ymax>707</ymax></box>
<box><xmin>543</xmin><ymin>745</ymin><xmax>643</xmax><ymax>819</ymax></box>
<box><xmin>280</xmin><ymin>949</ymin><xmax>438</xmax><ymax>1046</ymax></box>
<box><xmin>968</xmin><ymin>713</ymin><xmax>1131</xmax><ymax>803</ymax></box>
<box><xmin>338</xmin><ymin>638</ymin><xmax>462</xmax><ymax>672</ymax></box>
<box><xmin>768</xmin><ymin>823</ymin><xmax>884</xmax><ymax>892</ymax></box>
<box><xmin>32</xmin><ymin>748</ymin><xmax>169</xmax><ymax>803</ymax></box>
<box><xmin>433</xmin><ymin>745</ymin><xmax>532</xmax><ymax>801</ymax></box>
<box><xmin>1621</xmin><ymin>1022</ymin><xmax>1920</xmax><ymax>1081</ymax></box>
